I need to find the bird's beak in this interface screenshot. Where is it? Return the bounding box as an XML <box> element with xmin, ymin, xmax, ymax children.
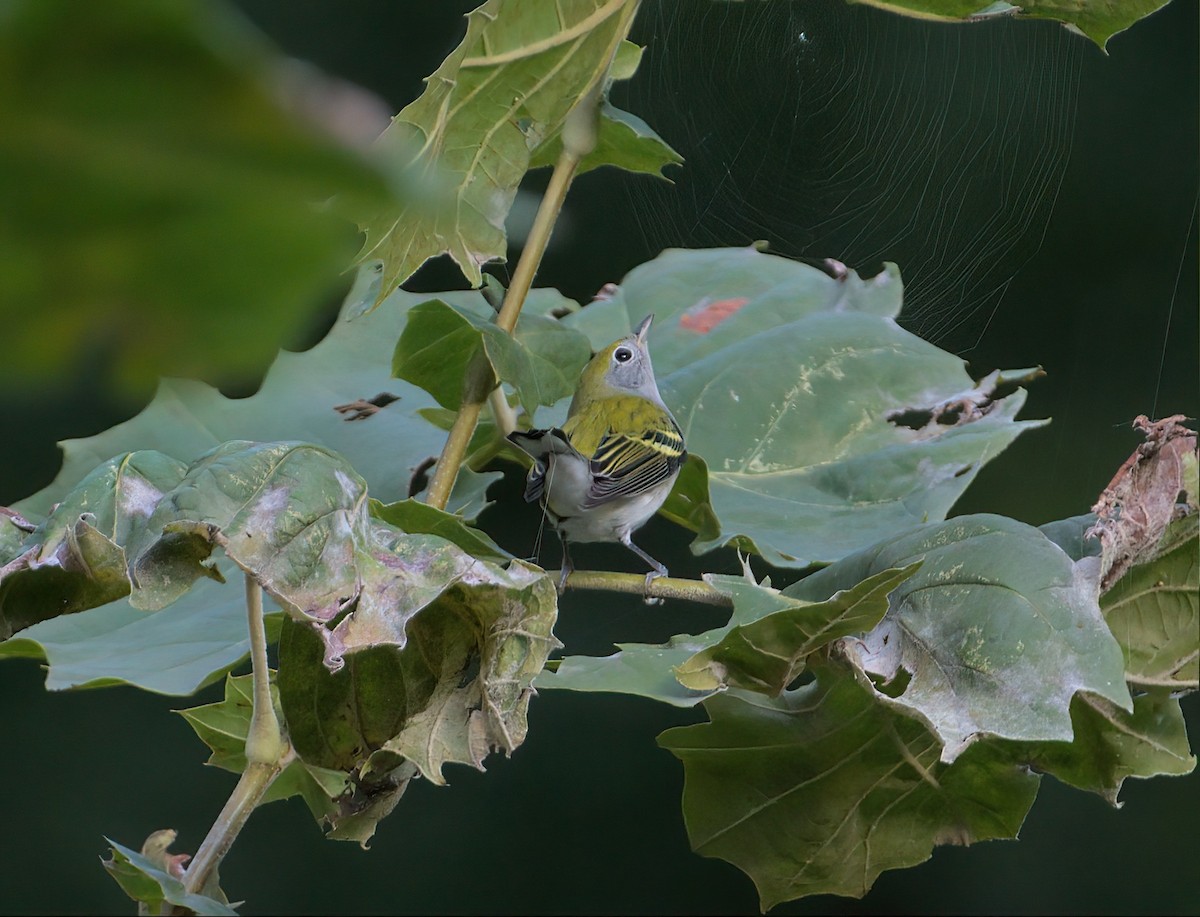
<box><xmin>634</xmin><ymin>313</ymin><xmax>654</xmax><ymax>344</ymax></box>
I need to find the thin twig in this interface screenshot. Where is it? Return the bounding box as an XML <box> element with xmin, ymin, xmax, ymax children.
<box><xmin>563</xmin><ymin>569</ymin><xmax>733</xmax><ymax>606</ymax></box>
<box><xmin>424</xmin><ymin>86</ymin><xmax>603</xmax><ymax>510</ymax></box>
<box><xmin>180</xmin><ymin>577</ymin><xmax>288</xmax><ymax>901</ymax></box>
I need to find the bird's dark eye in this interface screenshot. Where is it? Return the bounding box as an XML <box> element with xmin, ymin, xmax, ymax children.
<box><xmin>614</xmin><ymin>347</ymin><xmax>633</xmax><ymax>363</ymax></box>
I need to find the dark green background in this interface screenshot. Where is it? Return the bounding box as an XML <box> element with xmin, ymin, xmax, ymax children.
<box><xmin>1</xmin><ymin>0</ymin><xmax>1196</xmax><ymax>914</ymax></box>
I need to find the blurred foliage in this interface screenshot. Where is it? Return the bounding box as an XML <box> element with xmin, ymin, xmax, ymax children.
<box><xmin>0</xmin><ymin>0</ymin><xmax>389</xmax><ymax>390</ymax></box>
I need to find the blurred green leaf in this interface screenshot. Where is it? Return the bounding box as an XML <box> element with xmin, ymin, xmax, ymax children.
<box><xmin>392</xmin><ymin>296</ymin><xmax>590</xmax><ymax>416</ymax></box>
<box><xmin>849</xmin><ymin>0</ymin><xmax>1173</xmax><ymax>51</ymax></box>
<box><xmin>356</xmin><ymin>0</ymin><xmax>642</xmax><ymax>299</ymax></box>
<box><xmin>564</xmin><ymin>247</ymin><xmax>1043</xmax><ymax>567</ymax></box>
<box><xmin>659</xmin><ymin>664</ymin><xmax>1040</xmax><ymax>909</ymax></box>
<box><xmin>789</xmin><ymin>514</ymin><xmax>1131</xmax><ymax>762</ymax></box>
<box><xmin>0</xmin><ymin>0</ymin><xmax>389</xmax><ymax>389</ymax></box>
<box><xmin>1101</xmin><ymin>513</ymin><xmax>1198</xmax><ymax>690</ymax></box>
<box><xmin>1039</xmin><ymin>512</ymin><xmax>1101</xmax><ymax>561</ymax></box>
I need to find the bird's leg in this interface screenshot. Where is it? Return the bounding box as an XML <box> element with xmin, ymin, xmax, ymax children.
<box><xmin>621</xmin><ymin>536</ymin><xmax>667</xmax><ymax>605</ymax></box>
<box><xmin>557</xmin><ymin>535</ymin><xmax>575</xmax><ymax>595</ymax></box>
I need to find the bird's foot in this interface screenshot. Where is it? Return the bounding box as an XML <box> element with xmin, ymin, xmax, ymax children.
<box><xmin>642</xmin><ymin>569</ymin><xmax>666</xmax><ymax>606</ymax></box>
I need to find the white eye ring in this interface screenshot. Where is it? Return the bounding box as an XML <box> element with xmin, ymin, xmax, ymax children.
<box><xmin>614</xmin><ymin>347</ymin><xmax>633</xmax><ymax>363</ymax></box>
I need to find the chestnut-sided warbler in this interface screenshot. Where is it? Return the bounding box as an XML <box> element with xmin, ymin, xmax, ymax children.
<box><xmin>508</xmin><ymin>314</ymin><xmax>686</xmax><ymax>591</ymax></box>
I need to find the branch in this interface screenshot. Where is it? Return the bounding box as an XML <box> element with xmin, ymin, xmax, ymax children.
<box><xmin>180</xmin><ymin>577</ymin><xmax>288</xmax><ymax>901</ymax></box>
<box><xmin>563</xmin><ymin>569</ymin><xmax>734</xmax><ymax>606</ymax></box>
<box><xmin>424</xmin><ymin>84</ymin><xmax>603</xmax><ymax>510</ymax></box>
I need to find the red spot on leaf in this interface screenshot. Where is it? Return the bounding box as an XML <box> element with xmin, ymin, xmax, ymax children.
<box><xmin>678</xmin><ymin>297</ymin><xmax>750</xmax><ymax>333</ymax></box>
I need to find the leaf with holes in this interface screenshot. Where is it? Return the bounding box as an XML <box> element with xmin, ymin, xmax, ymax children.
<box><xmin>562</xmin><ymin>247</ymin><xmax>1043</xmax><ymax>567</ymax></box>
<box><xmin>5</xmin><ymin>278</ymin><xmax>502</xmax><ymax>693</ymax></box>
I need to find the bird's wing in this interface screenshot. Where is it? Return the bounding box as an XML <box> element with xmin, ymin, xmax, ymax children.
<box><xmin>506</xmin><ymin>428</ymin><xmax>574</xmax><ymax>504</ymax></box>
<box><xmin>577</xmin><ymin>407</ymin><xmax>686</xmax><ymax>508</ymax></box>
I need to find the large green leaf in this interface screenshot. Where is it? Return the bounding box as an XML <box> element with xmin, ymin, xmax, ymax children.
<box><xmin>14</xmin><ymin>276</ymin><xmax>499</xmax><ymax>521</ymax></box>
<box><xmin>0</xmin><ymin>0</ymin><xmax>388</xmax><ymax>389</ymax></box>
<box><xmin>0</xmin><ymin>558</ymin><xmax>253</xmax><ymax>694</ymax></box>
<box><xmin>0</xmin><ymin>434</ymin><xmax>506</xmax><ymax>694</ymax></box>
<box><xmin>277</xmin><ymin>559</ymin><xmax>558</xmax><ymax>787</ymax></box>
<box><xmin>789</xmin><ymin>514</ymin><xmax>1131</xmax><ymax>762</ymax></box>
<box><xmin>6</xmin><ymin>279</ymin><xmax>506</xmax><ymax>692</ymax></box>
<box><xmin>563</xmin><ymin>247</ymin><xmax>1043</xmax><ymax>567</ymax></box>
<box><xmin>537</xmin><ymin>564</ymin><xmax>920</xmax><ymax>704</ymax></box>
<box><xmin>659</xmin><ymin>664</ymin><xmax>1040</xmax><ymax>909</ymax></box>
<box><xmin>849</xmin><ymin>0</ymin><xmax>1172</xmax><ymax>51</ymax></box>
<box><xmin>1101</xmin><ymin>513</ymin><xmax>1199</xmax><ymax>690</ymax></box>
<box><xmin>356</xmin><ymin>0</ymin><xmax>641</xmax><ymax>299</ymax></box>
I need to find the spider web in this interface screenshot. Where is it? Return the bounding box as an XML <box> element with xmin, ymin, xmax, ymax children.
<box><xmin>612</xmin><ymin>0</ymin><xmax>1083</xmax><ymax>354</ymax></box>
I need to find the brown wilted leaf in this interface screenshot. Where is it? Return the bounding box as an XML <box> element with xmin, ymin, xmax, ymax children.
<box><xmin>1088</xmin><ymin>414</ymin><xmax>1197</xmax><ymax>592</ymax></box>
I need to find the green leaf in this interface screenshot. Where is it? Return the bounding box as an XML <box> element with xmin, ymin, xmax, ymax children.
<box><xmin>529</xmin><ymin>100</ymin><xmax>683</xmax><ymax>177</ymax></box>
<box><xmin>103</xmin><ymin>836</ymin><xmax>237</xmax><ymax>916</ymax></box>
<box><xmin>3</xmin><ymin>278</ymin><xmax>516</xmax><ymax>693</ymax></box>
<box><xmin>277</xmin><ymin>559</ymin><xmax>559</xmax><ymax>785</ymax></box>
<box><xmin>849</xmin><ymin>0</ymin><xmax>1173</xmax><ymax>51</ymax></box>
<box><xmin>564</xmin><ymin>247</ymin><xmax>1043</xmax><ymax>567</ymax></box>
<box><xmin>675</xmin><ymin>564</ymin><xmax>921</xmax><ymax>694</ymax></box>
<box><xmin>355</xmin><ymin>0</ymin><xmax>642</xmax><ymax>298</ymax></box>
<box><xmin>392</xmin><ymin>296</ymin><xmax>591</xmax><ymax>416</ymax></box>
<box><xmin>14</xmin><ymin>280</ymin><xmax>475</xmax><ymax>519</ymax></box>
<box><xmin>369</xmin><ymin>498</ymin><xmax>510</xmax><ymax>563</ymax></box>
<box><xmin>537</xmin><ymin>564</ymin><xmax>920</xmax><ymax>705</ymax></box>
<box><xmin>0</xmin><ymin>451</ymin><xmax>188</xmax><ymax>638</ymax></box>
<box><xmin>1101</xmin><ymin>513</ymin><xmax>1199</xmax><ymax>690</ymax></box>
<box><xmin>1020</xmin><ymin>690</ymin><xmax>1195</xmax><ymax>805</ymax></box>
<box><xmin>658</xmin><ymin>664</ymin><xmax>1040</xmax><ymax>909</ymax></box>
<box><xmin>177</xmin><ymin>673</ymin><xmax>350</xmax><ymax>820</ymax></box>
<box><xmin>1039</xmin><ymin>513</ymin><xmax>1101</xmax><ymax>561</ymax></box>
<box><xmin>0</xmin><ymin>0</ymin><xmax>388</xmax><ymax>389</ymax></box>
<box><xmin>0</xmin><ymin>557</ymin><xmax>251</xmax><ymax>694</ymax></box>
<box><xmin>789</xmin><ymin>514</ymin><xmax>1131</xmax><ymax>762</ymax></box>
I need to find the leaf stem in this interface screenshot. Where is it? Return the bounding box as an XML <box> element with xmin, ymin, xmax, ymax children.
<box><xmin>424</xmin><ymin>87</ymin><xmax>602</xmax><ymax>510</ymax></box>
<box><xmin>563</xmin><ymin>570</ymin><xmax>733</xmax><ymax>606</ymax></box>
<box><xmin>181</xmin><ymin>577</ymin><xmax>287</xmax><ymax>899</ymax></box>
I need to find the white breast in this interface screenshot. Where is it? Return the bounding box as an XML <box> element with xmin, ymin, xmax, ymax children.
<box><xmin>542</xmin><ymin>452</ymin><xmax>678</xmax><ymax>544</ymax></box>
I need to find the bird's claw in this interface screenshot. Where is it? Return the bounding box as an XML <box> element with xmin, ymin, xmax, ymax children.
<box><xmin>642</xmin><ymin>569</ymin><xmax>666</xmax><ymax>606</ymax></box>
